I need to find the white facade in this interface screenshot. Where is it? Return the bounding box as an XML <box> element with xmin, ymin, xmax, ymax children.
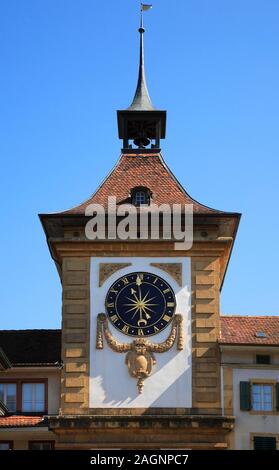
<box><xmin>232</xmin><ymin>368</ymin><xmax>279</xmax><ymax>449</ymax></box>
<box><xmin>221</xmin><ymin>348</ymin><xmax>279</xmax><ymax>450</ymax></box>
<box><xmin>89</xmin><ymin>256</ymin><xmax>192</xmax><ymax>409</ymax></box>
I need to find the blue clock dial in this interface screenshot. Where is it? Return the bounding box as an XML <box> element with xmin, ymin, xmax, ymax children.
<box><xmin>105</xmin><ymin>272</ymin><xmax>176</xmax><ymax>337</ymax></box>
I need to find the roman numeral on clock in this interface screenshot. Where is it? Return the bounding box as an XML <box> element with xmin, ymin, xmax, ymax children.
<box><xmin>163</xmin><ymin>314</ymin><xmax>171</xmax><ymax>322</ymax></box>
<box><xmin>163</xmin><ymin>288</ymin><xmax>171</xmax><ymax>294</ymax></box>
<box><xmin>122</xmin><ymin>325</ymin><xmax>130</xmax><ymax>334</ymax></box>
<box><xmin>110</xmin><ymin>315</ymin><xmax>118</xmax><ymax>323</ymax></box>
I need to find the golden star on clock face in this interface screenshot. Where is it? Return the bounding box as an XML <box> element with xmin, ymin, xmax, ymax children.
<box><xmin>105</xmin><ymin>272</ymin><xmax>176</xmax><ymax>337</ymax></box>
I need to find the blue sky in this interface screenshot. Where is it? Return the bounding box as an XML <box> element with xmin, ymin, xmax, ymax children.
<box><xmin>0</xmin><ymin>1</ymin><xmax>278</xmax><ymax>329</ymax></box>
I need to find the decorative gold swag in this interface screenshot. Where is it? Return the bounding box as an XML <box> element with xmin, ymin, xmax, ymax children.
<box><xmin>96</xmin><ymin>313</ymin><xmax>184</xmax><ymax>393</ymax></box>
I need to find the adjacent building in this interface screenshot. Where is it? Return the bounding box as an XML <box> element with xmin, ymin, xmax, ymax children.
<box><xmin>220</xmin><ymin>316</ymin><xmax>279</xmax><ymax>450</ymax></box>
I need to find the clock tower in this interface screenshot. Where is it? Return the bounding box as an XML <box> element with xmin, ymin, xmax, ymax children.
<box><xmin>40</xmin><ymin>13</ymin><xmax>240</xmax><ymax>449</ymax></box>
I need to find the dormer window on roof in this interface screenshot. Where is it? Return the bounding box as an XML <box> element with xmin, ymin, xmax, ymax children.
<box><xmin>131</xmin><ymin>187</ymin><xmax>151</xmax><ymax>206</ymax></box>
<box><xmin>135</xmin><ymin>190</ymin><xmax>147</xmax><ymax>205</ymax></box>
<box><xmin>255</xmin><ymin>331</ymin><xmax>267</xmax><ymax>338</ymax></box>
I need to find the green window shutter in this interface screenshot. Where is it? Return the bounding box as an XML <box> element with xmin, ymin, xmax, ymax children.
<box><xmin>254</xmin><ymin>436</ymin><xmax>277</xmax><ymax>450</ymax></box>
<box><xmin>276</xmin><ymin>383</ymin><xmax>279</xmax><ymax>411</ymax></box>
<box><xmin>240</xmin><ymin>381</ymin><xmax>251</xmax><ymax>410</ymax></box>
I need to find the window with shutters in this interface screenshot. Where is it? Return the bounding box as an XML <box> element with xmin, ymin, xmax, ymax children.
<box><xmin>240</xmin><ymin>381</ymin><xmax>279</xmax><ymax>413</ymax></box>
<box><xmin>253</xmin><ymin>436</ymin><xmax>277</xmax><ymax>450</ymax></box>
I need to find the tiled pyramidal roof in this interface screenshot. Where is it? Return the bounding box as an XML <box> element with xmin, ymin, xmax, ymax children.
<box><xmin>60</xmin><ymin>153</ymin><xmax>225</xmax><ymax>215</ymax></box>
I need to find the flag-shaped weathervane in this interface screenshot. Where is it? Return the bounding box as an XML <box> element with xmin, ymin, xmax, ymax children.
<box><xmin>140</xmin><ymin>3</ymin><xmax>152</xmax><ymax>29</ymax></box>
<box><xmin>141</xmin><ymin>4</ymin><xmax>152</xmax><ymax>12</ymax></box>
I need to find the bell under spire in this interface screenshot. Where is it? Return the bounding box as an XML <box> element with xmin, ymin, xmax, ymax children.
<box><xmin>117</xmin><ymin>6</ymin><xmax>166</xmax><ymax>152</ymax></box>
<box><xmin>127</xmin><ymin>12</ymin><xmax>155</xmax><ymax>111</ymax></box>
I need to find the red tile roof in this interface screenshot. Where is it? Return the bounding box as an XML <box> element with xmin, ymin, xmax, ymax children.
<box><xmin>0</xmin><ymin>416</ymin><xmax>45</xmax><ymax>428</ymax></box>
<box><xmin>60</xmin><ymin>153</ymin><xmax>225</xmax><ymax>215</ymax></box>
<box><xmin>220</xmin><ymin>315</ymin><xmax>279</xmax><ymax>345</ymax></box>
<box><xmin>0</xmin><ymin>316</ymin><xmax>277</xmax><ymax>375</ymax></box>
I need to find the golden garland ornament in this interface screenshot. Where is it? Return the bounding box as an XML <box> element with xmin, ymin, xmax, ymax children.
<box><xmin>96</xmin><ymin>313</ymin><xmax>184</xmax><ymax>394</ymax></box>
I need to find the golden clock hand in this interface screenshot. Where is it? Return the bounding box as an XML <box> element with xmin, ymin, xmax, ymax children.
<box><xmin>138</xmin><ymin>284</ymin><xmax>143</xmax><ymax>324</ymax></box>
<box><xmin>142</xmin><ymin>291</ymin><xmax>159</xmax><ymax>316</ymax></box>
<box><xmin>144</xmin><ymin>310</ymin><xmax>151</xmax><ymax>320</ymax></box>
<box><xmin>124</xmin><ymin>289</ymin><xmax>141</xmax><ymax>316</ymax></box>
<box><xmin>138</xmin><ymin>286</ymin><xmax>154</xmax><ymax>323</ymax></box>
<box><xmin>124</xmin><ymin>286</ymin><xmax>159</xmax><ymax>323</ymax></box>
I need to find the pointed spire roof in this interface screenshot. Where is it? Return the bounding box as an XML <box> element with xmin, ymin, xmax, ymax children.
<box><xmin>117</xmin><ymin>8</ymin><xmax>166</xmax><ymax>147</ymax></box>
<box><xmin>127</xmin><ymin>12</ymin><xmax>155</xmax><ymax>111</ymax></box>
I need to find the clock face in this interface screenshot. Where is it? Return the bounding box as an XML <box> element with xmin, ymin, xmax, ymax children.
<box><xmin>105</xmin><ymin>272</ymin><xmax>176</xmax><ymax>337</ymax></box>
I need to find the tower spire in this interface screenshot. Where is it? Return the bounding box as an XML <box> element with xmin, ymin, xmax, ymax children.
<box><xmin>127</xmin><ymin>5</ymin><xmax>155</xmax><ymax>111</ymax></box>
<box><xmin>117</xmin><ymin>4</ymin><xmax>166</xmax><ymax>151</ymax></box>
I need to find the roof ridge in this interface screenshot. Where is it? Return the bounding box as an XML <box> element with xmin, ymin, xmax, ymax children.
<box><xmin>66</xmin><ymin>152</ymin><xmax>123</xmax><ymax>215</ymax></box>
<box><xmin>158</xmin><ymin>153</ymin><xmax>226</xmax><ymax>214</ymax></box>
<box><xmin>39</xmin><ymin>153</ymin><xmax>124</xmax><ymax>216</ymax></box>
<box><xmin>221</xmin><ymin>315</ymin><xmax>279</xmax><ymax>318</ymax></box>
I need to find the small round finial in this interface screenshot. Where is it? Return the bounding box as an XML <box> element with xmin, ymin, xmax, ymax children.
<box><xmin>139</xmin><ymin>27</ymin><xmax>145</xmax><ymax>34</ymax></box>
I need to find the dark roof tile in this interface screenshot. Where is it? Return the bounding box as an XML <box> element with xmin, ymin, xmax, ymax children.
<box><xmin>0</xmin><ymin>330</ymin><xmax>61</xmax><ymax>366</ymax></box>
